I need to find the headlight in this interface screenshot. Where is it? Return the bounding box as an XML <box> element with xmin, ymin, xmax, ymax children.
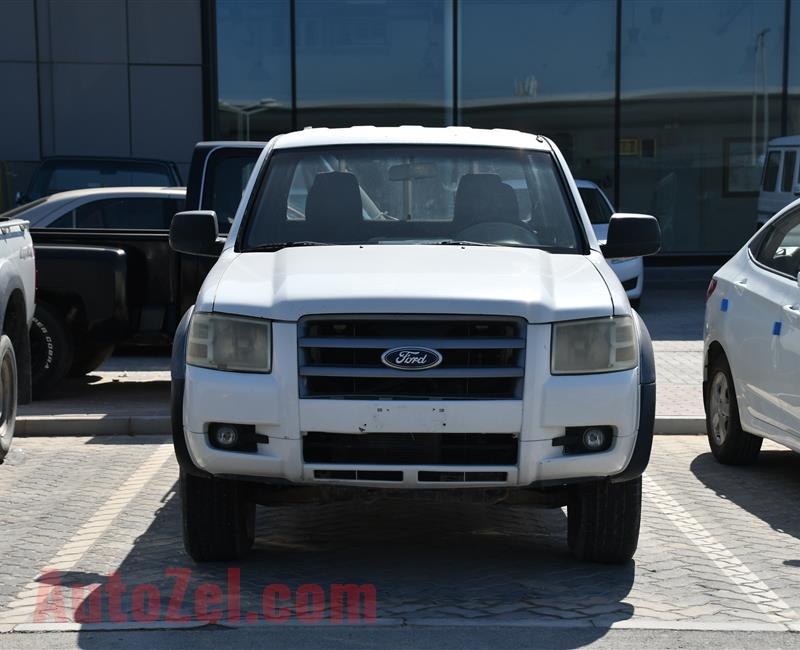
<box><xmin>551</xmin><ymin>316</ymin><xmax>637</xmax><ymax>375</ymax></box>
<box><xmin>187</xmin><ymin>312</ymin><xmax>272</xmax><ymax>373</ymax></box>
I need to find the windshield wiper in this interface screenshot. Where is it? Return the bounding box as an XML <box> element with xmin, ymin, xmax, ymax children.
<box><xmin>245</xmin><ymin>241</ymin><xmax>333</xmax><ymax>252</ymax></box>
<box><xmin>436</xmin><ymin>239</ymin><xmax>502</xmax><ymax>247</ymax></box>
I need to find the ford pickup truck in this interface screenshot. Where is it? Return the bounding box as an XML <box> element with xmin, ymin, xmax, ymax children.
<box><xmin>0</xmin><ymin>213</ymin><xmax>35</xmax><ymax>462</ymax></box>
<box><xmin>169</xmin><ymin>126</ymin><xmax>661</xmax><ymax>563</ymax></box>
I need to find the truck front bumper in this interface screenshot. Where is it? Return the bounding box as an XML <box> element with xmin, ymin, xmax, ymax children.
<box><xmin>178</xmin><ymin>322</ymin><xmax>651</xmax><ymax>489</ymax></box>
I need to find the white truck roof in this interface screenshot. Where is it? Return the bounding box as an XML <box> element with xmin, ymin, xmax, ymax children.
<box><xmin>273</xmin><ymin>126</ymin><xmax>551</xmax><ymax>151</ymax></box>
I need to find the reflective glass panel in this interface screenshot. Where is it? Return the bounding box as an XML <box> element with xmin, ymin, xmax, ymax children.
<box><xmin>459</xmin><ymin>0</ymin><xmax>616</xmax><ymax>198</ymax></box>
<box><xmin>295</xmin><ymin>0</ymin><xmax>452</xmax><ymax>127</ymax></box>
<box><xmin>620</xmin><ymin>0</ymin><xmax>785</xmax><ymax>253</ymax></box>
<box><xmin>790</xmin><ymin>1</ymin><xmax>800</xmax><ymax>134</ymax></box>
<box><xmin>216</xmin><ymin>0</ymin><xmax>292</xmax><ymax>140</ymax></box>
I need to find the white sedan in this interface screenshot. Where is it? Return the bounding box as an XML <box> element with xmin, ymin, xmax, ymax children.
<box><xmin>8</xmin><ymin>186</ymin><xmax>186</xmax><ymax>229</ymax></box>
<box><xmin>576</xmin><ymin>180</ymin><xmax>644</xmax><ymax>308</ymax></box>
<box><xmin>704</xmin><ymin>197</ymin><xmax>800</xmax><ymax>463</ymax></box>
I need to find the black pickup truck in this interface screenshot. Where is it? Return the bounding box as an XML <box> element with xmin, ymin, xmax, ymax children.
<box><xmin>29</xmin><ymin>142</ymin><xmax>265</xmax><ymax>395</ymax></box>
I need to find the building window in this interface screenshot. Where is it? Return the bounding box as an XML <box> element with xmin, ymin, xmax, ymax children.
<box><xmin>790</xmin><ymin>1</ymin><xmax>800</xmax><ymax>135</ymax></box>
<box><xmin>619</xmin><ymin>0</ymin><xmax>785</xmax><ymax>254</ymax></box>
<box><xmin>458</xmin><ymin>0</ymin><xmax>617</xmax><ymax>200</ymax></box>
<box><xmin>295</xmin><ymin>0</ymin><xmax>452</xmax><ymax>127</ymax></box>
<box><xmin>216</xmin><ymin>0</ymin><xmax>292</xmax><ymax>141</ymax></box>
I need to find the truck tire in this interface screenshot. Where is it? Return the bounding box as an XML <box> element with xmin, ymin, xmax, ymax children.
<box><xmin>69</xmin><ymin>344</ymin><xmax>114</xmax><ymax>378</ymax></box>
<box><xmin>0</xmin><ymin>335</ymin><xmax>18</xmax><ymax>463</ymax></box>
<box><xmin>705</xmin><ymin>354</ymin><xmax>762</xmax><ymax>465</ymax></box>
<box><xmin>30</xmin><ymin>303</ymin><xmax>74</xmax><ymax>398</ymax></box>
<box><xmin>568</xmin><ymin>477</ymin><xmax>641</xmax><ymax>563</ymax></box>
<box><xmin>181</xmin><ymin>470</ymin><xmax>255</xmax><ymax>562</ymax></box>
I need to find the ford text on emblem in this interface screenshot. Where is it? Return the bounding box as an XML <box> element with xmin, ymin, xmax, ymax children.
<box><xmin>381</xmin><ymin>347</ymin><xmax>443</xmax><ymax>371</ymax></box>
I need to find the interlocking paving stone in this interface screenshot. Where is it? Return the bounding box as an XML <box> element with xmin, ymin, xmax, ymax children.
<box><xmin>2</xmin><ymin>434</ymin><xmax>800</xmax><ymax>631</ymax></box>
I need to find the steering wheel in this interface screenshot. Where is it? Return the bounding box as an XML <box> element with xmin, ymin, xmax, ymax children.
<box><xmin>456</xmin><ymin>222</ymin><xmax>540</xmax><ymax>246</ymax></box>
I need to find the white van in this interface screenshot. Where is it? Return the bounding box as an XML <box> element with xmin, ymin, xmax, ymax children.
<box><xmin>757</xmin><ymin>136</ymin><xmax>800</xmax><ymax>228</ymax></box>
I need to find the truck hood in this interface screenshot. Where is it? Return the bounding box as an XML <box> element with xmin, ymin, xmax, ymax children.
<box><xmin>208</xmin><ymin>245</ymin><xmax>612</xmax><ymax>323</ymax></box>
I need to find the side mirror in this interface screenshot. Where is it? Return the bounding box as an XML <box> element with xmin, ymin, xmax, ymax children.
<box><xmin>169</xmin><ymin>210</ymin><xmax>222</xmax><ymax>257</ymax></box>
<box><xmin>601</xmin><ymin>213</ymin><xmax>661</xmax><ymax>259</ymax></box>
<box><xmin>793</xmin><ymin>182</ymin><xmax>800</xmax><ymax>197</ymax></box>
<box><xmin>14</xmin><ymin>191</ymin><xmax>26</xmax><ymax>206</ymax></box>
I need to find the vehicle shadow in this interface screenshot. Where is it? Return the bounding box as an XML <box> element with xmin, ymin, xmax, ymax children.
<box><xmin>690</xmin><ymin>448</ymin><xmax>800</xmax><ymax>547</ymax></box>
<box><xmin>51</xmin><ymin>475</ymin><xmax>635</xmax><ymax>645</ymax></box>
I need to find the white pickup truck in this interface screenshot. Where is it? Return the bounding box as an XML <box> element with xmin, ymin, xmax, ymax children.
<box><xmin>0</xmin><ymin>213</ymin><xmax>35</xmax><ymax>463</ymax></box>
<box><xmin>169</xmin><ymin>127</ymin><xmax>661</xmax><ymax>563</ymax></box>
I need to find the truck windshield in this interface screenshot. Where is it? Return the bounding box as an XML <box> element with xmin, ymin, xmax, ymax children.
<box><xmin>242</xmin><ymin>145</ymin><xmax>581</xmax><ymax>251</ymax></box>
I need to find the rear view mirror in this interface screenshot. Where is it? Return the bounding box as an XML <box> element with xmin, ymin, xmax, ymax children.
<box><xmin>170</xmin><ymin>210</ymin><xmax>222</xmax><ymax>257</ymax></box>
<box><xmin>388</xmin><ymin>163</ymin><xmax>438</xmax><ymax>181</ymax></box>
<box><xmin>601</xmin><ymin>213</ymin><xmax>661</xmax><ymax>259</ymax></box>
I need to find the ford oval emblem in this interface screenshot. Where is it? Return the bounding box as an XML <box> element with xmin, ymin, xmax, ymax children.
<box><xmin>381</xmin><ymin>346</ymin><xmax>443</xmax><ymax>371</ymax></box>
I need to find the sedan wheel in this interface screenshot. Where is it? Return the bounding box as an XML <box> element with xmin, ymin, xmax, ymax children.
<box><xmin>704</xmin><ymin>353</ymin><xmax>762</xmax><ymax>465</ymax></box>
<box><xmin>709</xmin><ymin>370</ymin><xmax>731</xmax><ymax>446</ymax></box>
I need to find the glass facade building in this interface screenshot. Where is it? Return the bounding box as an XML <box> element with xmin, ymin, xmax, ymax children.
<box><xmin>214</xmin><ymin>0</ymin><xmax>799</xmax><ymax>255</ymax></box>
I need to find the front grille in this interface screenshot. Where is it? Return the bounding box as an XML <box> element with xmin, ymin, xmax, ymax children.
<box><xmin>303</xmin><ymin>432</ymin><xmax>519</xmax><ymax>465</ymax></box>
<box><xmin>298</xmin><ymin>316</ymin><xmax>525</xmax><ymax>399</ymax></box>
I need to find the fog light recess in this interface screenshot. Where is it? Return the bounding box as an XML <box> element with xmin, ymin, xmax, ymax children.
<box><xmin>208</xmin><ymin>423</ymin><xmax>259</xmax><ymax>453</ymax></box>
<box><xmin>582</xmin><ymin>427</ymin><xmax>608</xmax><ymax>451</ymax></box>
<box><xmin>553</xmin><ymin>426</ymin><xmax>614</xmax><ymax>455</ymax></box>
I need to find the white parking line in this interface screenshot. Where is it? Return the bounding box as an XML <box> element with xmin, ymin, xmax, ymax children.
<box><xmin>0</xmin><ymin>443</ymin><xmax>174</xmax><ymax>626</ymax></box>
<box><xmin>643</xmin><ymin>474</ymin><xmax>798</xmax><ymax>625</ymax></box>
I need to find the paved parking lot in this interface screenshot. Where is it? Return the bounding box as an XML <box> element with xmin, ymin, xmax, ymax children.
<box><xmin>2</xmin><ymin>434</ymin><xmax>800</xmax><ymax>639</ymax></box>
<box><xmin>10</xmin><ymin>280</ymin><xmax>793</xmax><ymax>645</ymax></box>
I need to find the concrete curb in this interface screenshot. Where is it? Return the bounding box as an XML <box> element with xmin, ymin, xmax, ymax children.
<box><xmin>14</xmin><ymin>415</ymin><xmax>706</xmax><ymax>437</ymax></box>
<box><xmin>653</xmin><ymin>416</ymin><xmax>706</xmax><ymax>435</ymax></box>
<box><xmin>16</xmin><ymin>415</ymin><xmax>170</xmax><ymax>436</ymax></box>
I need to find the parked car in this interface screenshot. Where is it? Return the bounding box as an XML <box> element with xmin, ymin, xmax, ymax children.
<box><xmin>8</xmin><ymin>187</ymin><xmax>186</xmax><ymax>229</ymax></box>
<box><xmin>0</xmin><ymin>143</ymin><xmax>263</xmax><ymax>396</ymax></box>
<box><xmin>576</xmin><ymin>180</ymin><xmax>644</xmax><ymax>308</ymax></box>
<box><xmin>757</xmin><ymin>136</ymin><xmax>800</xmax><ymax>229</ymax></box>
<box><xmin>704</xmin><ymin>197</ymin><xmax>800</xmax><ymax>464</ymax></box>
<box><xmin>16</xmin><ymin>156</ymin><xmax>182</xmax><ymax>205</ymax></box>
<box><xmin>169</xmin><ymin>126</ymin><xmax>662</xmax><ymax>564</ymax></box>
<box><xmin>0</xmin><ymin>210</ymin><xmax>36</xmax><ymax>462</ymax></box>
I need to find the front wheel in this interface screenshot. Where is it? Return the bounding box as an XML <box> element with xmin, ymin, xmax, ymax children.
<box><xmin>705</xmin><ymin>354</ymin><xmax>762</xmax><ymax>465</ymax></box>
<box><xmin>0</xmin><ymin>335</ymin><xmax>18</xmax><ymax>463</ymax></box>
<box><xmin>181</xmin><ymin>471</ymin><xmax>255</xmax><ymax>562</ymax></box>
<box><xmin>568</xmin><ymin>477</ymin><xmax>641</xmax><ymax>563</ymax></box>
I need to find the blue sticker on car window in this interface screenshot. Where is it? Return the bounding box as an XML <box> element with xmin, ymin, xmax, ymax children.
<box><xmin>773</xmin><ymin>321</ymin><xmax>782</xmax><ymax>336</ymax></box>
<box><xmin>721</xmin><ymin>298</ymin><xmax>729</xmax><ymax>312</ymax></box>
